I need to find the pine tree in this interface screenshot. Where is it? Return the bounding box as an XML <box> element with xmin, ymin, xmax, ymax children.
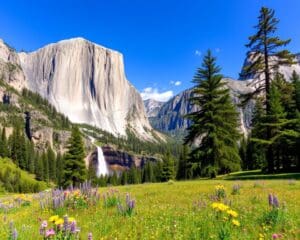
<box><xmin>240</xmin><ymin>7</ymin><xmax>295</xmax><ymax>172</ymax></box>
<box><xmin>248</xmin><ymin>98</ymin><xmax>267</xmax><ymax>170</ymax></box>
<box><xmin>0</xmin><ymin>128</ymin><xmax>9</xmax><ymax>158</ymax></box>
<box><xmin>63</xmin><ymin>127</ymin><xmax>87</xmax><ymax>188</ymax></box>
<box><xmin>56</xmin><ymin>153</ymin><xmax>64</xmax><ymax>186</ymax></box>
<box><xmin>47</xmin><ymin>146</ymin><xmax>56</xmax><ymax>181</ymax></box>
<box><xmin>185</xmin><ymin>50</ymin><xmax>241</xmax><ymax>177</ymax></box>
<box><xmin>291</xmin><ymin>71</ymin><xmax>300</xmax><ymax>112</ymax></box>
<box><xmin>176</xmin><ymin>145</ymin><xmax>189</xmax><ymax>180</ymax></box>
<box><xmin>161</xmin><ymin>152</ymin><xmax>175</xmax><ymax>182</ymax></box>
<box><xmin>42</xmin><ymin>151</ymin><xmax>49</xmax><ymax>182</ymax></box>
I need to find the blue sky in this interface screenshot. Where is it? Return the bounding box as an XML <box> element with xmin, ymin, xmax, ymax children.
<box><xmin>1</xmin><ymin>0</ymin><xmax>300</xmax><ymax>101</ymax></box>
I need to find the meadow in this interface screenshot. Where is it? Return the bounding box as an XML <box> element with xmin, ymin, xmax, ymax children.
<box><xmin>0</xmin><ymin>176</ymin><xmax>299</xmax><ymax>240</ymax></box>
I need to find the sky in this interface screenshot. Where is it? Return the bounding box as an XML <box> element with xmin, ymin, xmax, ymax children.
<box><xmin>1</xmin><ymin>0</ymin><xmax>300</xmax><ymax>102</ymax></box>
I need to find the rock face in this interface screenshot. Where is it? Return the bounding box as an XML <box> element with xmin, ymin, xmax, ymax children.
<box><xmin>17</xmin><ymin>38</ymin><xmax>154</xmax><ymax>140</ymax></box>
<box><xmin>143</xmin><ymin>99</ymin><xmax>164</xmax><ymax>117</ymax></box>
<box><xmin>0</xmin><ymin>40</ymin><xmax>27</xmax><ymax>90</ymax></box>
<box><xmin>146</xmin><ymin>79</ymin><xmax>255</xmax><ymax>137</ymax></box>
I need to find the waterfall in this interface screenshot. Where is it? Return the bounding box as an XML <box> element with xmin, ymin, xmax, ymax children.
<box><xmin>96</xmin><ymin>146</ymin><xmax>109</xmax><ymax>177</ymax></box>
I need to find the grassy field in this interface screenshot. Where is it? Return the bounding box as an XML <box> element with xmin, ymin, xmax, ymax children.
<box><xmin>0</xmin><ymin>178</ymin><xmax>299</xmax><ymax>240</ymax></box>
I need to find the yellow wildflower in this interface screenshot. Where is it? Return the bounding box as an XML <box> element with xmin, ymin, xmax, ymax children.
<box><xmin>232</xmin><ymin>219</ymin><xmax>240</xmax><ymax>227</ymax></box>
<box><xmin>49</xmin><ymin>215</ymin><xmax>59</xmax><ymax>222</ymax></box>
<box><xmin>211</xmin><ymin>202</ymin><xmax>229</xmax><ymax>212</ymax></box>
<box><xmin>227</xmin><ymin>209</ymin><xmax>238</xmax><ymax>218</ymax></box>
<box><xmin>54</xmin><ymin>218</ymin><xmax>64</xmax><ymax>225</ymax></box>
<box><xmin>68</xmin><ymin>217</ymin><xmax>75</xmax><ymax>223</ymax></box>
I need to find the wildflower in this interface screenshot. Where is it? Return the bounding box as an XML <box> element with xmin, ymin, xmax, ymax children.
<box><xmin>227</xmin><ymin>209</ymin><xmax>238</xmax><ymax>218</ymax></box>
<box><xmin>88</xmin><ymin>232</ymin><xmax>93</xmax><ymax>240</ymax></box>
<box><xmin>49</xmin><ymin>215</ymin><xmax>59</xmax><ymax>222</ymax></box>
<box><xmin>232</xmin><ymin>219</ymin><xmax>240</xmax><ymax>227</ymax></box>
<box><xmin>12</xmin><ymin>228</ymin><xmax>18</xmax><ymax>240</ymax></box>
<box><xmin>268</xmin><ymin>194</ymin><xmax>274</xmax><ymax>206</ymax></box>
<box><xmin>45</xmin><ymin>229</ymin><xmax>55</xmax><ymax>238</ymax></box>
<box><xmin>41</xmin><ymin>220</ymin><xmax>48</xmax><ymax>228</ymax></box>
<box><xmin>54</xmin><ymin>218</ymin><xmax>64</xmax><ymax>225</ymax></box>
<box><xmin>211</xmin><ymin>202</ymin><xmax>229</xmax><ymax>212</ymax></box>
<box><xmin>70</xmin><ymin>221</ymin><xmax>77</xmax><ymax>233</ymax></box>
<box><xmin>68</xmin><ymin>217</ymin><xmax>75</xmax><ymax>223</ymax></box>
<box><xmin>272</xmin><ymin>233</ymin><xmax>282</xmax><ymax>239</ymax></box>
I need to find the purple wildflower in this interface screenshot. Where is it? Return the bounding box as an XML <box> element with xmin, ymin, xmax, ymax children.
<box><xmin>273</xmin><ymin>195</ymin><xmax>279</xmax><ymax>208</ymax></box>
<box><xmin>63</xmin><ymin>215</ymin><xmax>69</xmax><ymax>231</ymax></box>
<box><xmin>88</xmin><ymin>232</ymin><xmax>93</xmax><ymax>240</ymax></box>
<box><xmin>70</xmin><ymin>221</ymin><xmax>77</xmax><ymax>233</ymax></box>
<box><xmin>41</xmin><ymin>220</ymin><xmax>47</xmax><ymax>228</ymax></box>
<box><xmin>268</xmin><ymin>193</ymin><xmax>274</xmax><ymax>207</ymax></box>
<box><xmin>12</xmin><ymin>228</ymin><xmax>18</xmax><ymax>240</ymax></box>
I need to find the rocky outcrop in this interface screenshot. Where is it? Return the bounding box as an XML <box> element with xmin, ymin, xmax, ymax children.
<box><xmin>17</xmin><ymin>38</ymin><xmax>155</xmax><ymax>140</ymax></box>
<box><xmin>0</xmin><ymin>40</ymin><xmax>27</xmax><ymax>90</ymax></box>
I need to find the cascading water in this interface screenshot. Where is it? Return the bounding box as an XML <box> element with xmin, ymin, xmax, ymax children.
<box><xmin>96</xmin><ymin>146</ymin><xmax>109</xmax><ymax>177</ymax></box>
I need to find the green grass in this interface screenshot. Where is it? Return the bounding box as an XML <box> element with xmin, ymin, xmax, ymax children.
<box><xmin>219</xmin><ymin>170</ymin><xmax>300</xmax><ymax>180</ymax></box>
<box><xmin>0</xmin><ymin>179</ymin><xmax>299</xmax><ymax>239</ymax></box>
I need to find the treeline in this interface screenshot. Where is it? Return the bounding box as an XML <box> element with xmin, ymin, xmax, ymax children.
<box><xmin>240</xmin><ymin>72</ymin><xmax>300</xmax><ymax>172</ymax></box>
<box><xmin>89</xmin><ymin>152</ymin><xmax>177</xmax><ymax>186</ymax></box>
<box><xmin>0</xmin><ymin>126</ymin><xmax>64</xmax><ymax>188</ymax></box>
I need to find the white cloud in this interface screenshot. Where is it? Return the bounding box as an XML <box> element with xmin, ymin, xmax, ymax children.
<box><xmin>174</xmin><ymin>81</ymin><xmax>181</xmax><ymax>86</ymax></box>
<box><xmin>140</xmin><ymin>87</ymin><xmax>173</xmax><ymax>102</ymax></box>
<box><xmin>195</xmin><ymin>50</ymin><xmax>202</xmax><ymax>56</ymax></box>
<box><xmin>170</xmin><ymin>80</ymin><xmax>181</xmax><ymax>86</ymax></box>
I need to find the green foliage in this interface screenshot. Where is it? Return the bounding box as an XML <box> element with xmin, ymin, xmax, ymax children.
<box><xmin>63</xmin><ymin>127</ymin><xmax>87</xmax><ymax>188</ymax></box>
<box><xmin>161</xmin><ymin>152</ymin><xmax>175</xmax><ymax>182</ymax></box>
<box><xmin>241</xmin><ymin>7</ymin><xmax>295</xmax><ymax>172</ymax></box>
<box><xmin>0</xmin><ymin>157</ymin><xmax>47</xmax><ymax>193</ymax></box>
<box><xmin>185</xmin><ymin>50</ymin><xmax>241</xmax><ymax>177</ymax></box>
<box><xmin>176</xmin><ymin>145</ymin><xmax>189</xmax><ymax>180</ymax></box>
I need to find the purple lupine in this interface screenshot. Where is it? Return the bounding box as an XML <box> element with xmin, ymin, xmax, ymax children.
<box><xmin>88</xmin><ymin>232</ymin><xmax>93</xmax><ymax>240</ymax></box>
<box><xmin>63</xmin><ymin>215</ymin><xmax>69</xmax><ymax>231</ymax></box>
<box><xmin>12</xmin><ymin>228</ymin><xmax>18</xmax><ymax>240</ymax></box>
<box><xmin>268</xmin><ymin>193</ymin><xmax>274</xmax><ymax>207</ymax></box>
<box><xmin>70</xmin><ymin>221</ymin><xmax>77</xmax><ymax>233</ymax></box>
<box><xmin>273</xmin><ymin>195</ymin><xmax>279</xmax><ymax>208</ymax></box>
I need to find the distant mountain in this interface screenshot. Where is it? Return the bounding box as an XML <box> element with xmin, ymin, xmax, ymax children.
<box><xmin>146</xmin><ymin>53</ymin><xmax>300</xmax><ymax>138</ymax></box>
<box><xmin>143</xmin><ymin>99</ymin><xmax>164</xmax><ymax>117</ymax></box>
<box><xmin>0</xmin><ymin>38</ymin><xmax>162</xmax><ymax>141</ymax></box>
<box><xmin>147</xmin><ymin>79</ymin><xmax>255</xmax><ymax>138</ymax></box>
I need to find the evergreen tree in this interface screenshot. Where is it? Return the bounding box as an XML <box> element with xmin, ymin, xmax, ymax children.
<box><xmin>185</xmin><ymin>50</ymin><xmax>241</xmax><ymax>177</ymax></box>
<box><xmin>0</xmin><ymin>128</ymin><xmax>9</xmax><ymax>158</ymax></box>
<box><xmin>240</xmin><ymin>7</ymin><xmax>295</xmax><ymax>172</ymax></box>
<box><xmin>161</xmin><ymin>152</ymin><xmax>175</xmax><ymax>181</ymax></box>
<box><xmin>35</xmin><ymin>152</ymin><xmax>44</xmax><ymax>181</ymax></box>
<box><xmin>120</xmin><ymin>170</ymin><xmax>128</xmax><ymax>185</ymax></box>
<box><xmin>63</xmin><ymin>127</ymin><xmax>87</xmax><ymax>188</ymax></box>
<box><xmin>47</xmin><ymin>146</ymin><xmax>56</xmax><ymax>181</ymax></box>
<box><xmin>56</xmin><ymin>153</ymin><xmax>64</xmax><ymax>186</ymax></box>
<box><xmin>142</xmin><ymin>161</ymin><xmax>155</xmax><ymax>183</ymax></box>
<box><xmin>176</xmin><ymin>145</ymin><xmax>189</xmax><ymax>180</ymax></box>
<box><xmin>42</xmin><ymin>151</ymin><xmax>49</xmax><ymax>182</ymax></box>
<box><xmin>291</xmin><ymin>71</ymin><xmax>300</xmax><ymax>112</ymax></box>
